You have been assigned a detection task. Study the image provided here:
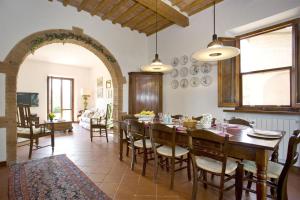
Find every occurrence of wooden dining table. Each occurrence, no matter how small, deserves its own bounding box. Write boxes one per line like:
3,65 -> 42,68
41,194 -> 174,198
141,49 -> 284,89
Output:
118,120 -> 284,200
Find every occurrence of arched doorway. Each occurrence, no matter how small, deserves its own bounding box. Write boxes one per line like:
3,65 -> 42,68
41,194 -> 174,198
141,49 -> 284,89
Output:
2,28 -> 123,162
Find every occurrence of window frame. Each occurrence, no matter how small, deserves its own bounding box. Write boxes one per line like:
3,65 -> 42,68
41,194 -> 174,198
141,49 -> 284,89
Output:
235,19 -> 300,111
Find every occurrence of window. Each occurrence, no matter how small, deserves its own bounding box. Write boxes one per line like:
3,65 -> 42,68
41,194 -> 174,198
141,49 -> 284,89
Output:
218,19 -> 300,111
240,27 -> 292,106
47,76 -> 74,121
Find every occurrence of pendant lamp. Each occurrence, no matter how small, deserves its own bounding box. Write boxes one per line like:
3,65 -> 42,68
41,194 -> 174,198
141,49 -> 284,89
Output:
141,0 -> 173,73
192,1 -> 240,62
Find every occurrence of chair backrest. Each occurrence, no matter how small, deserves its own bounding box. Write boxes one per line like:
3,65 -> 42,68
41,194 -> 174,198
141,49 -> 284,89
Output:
121,114 -> 138,121
187,129 -> 229,163
128,120 -> 146,141
171,114 -> 183,119
227,117 -> 253,128
277,130 -> 300,200
192,116 -> 203,121
16,104 -> 32,128
150,124 -> 176,147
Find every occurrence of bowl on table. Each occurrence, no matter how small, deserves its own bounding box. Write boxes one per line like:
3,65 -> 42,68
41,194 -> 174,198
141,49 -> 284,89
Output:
134,114 -> 155,121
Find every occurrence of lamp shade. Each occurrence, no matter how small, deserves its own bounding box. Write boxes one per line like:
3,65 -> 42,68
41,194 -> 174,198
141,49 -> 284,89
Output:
141,53 -> 173,73
192,45 -> 240,62
80,88 -> 91,96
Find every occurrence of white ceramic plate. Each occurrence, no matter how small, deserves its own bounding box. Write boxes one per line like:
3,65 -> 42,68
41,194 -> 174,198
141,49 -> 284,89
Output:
190,77 -> 200,87
180,55 -> 188,65
171,80 -> 179,89
254,129 -> 282,136
171,68 -> 179,78
247,132 -> 282,139
171,57 -> 179,67
200,75 -> 212,86
180,67 -> 188,77
200,63 -> 212,73
189,64 -> 200,75
190,54 -> 198,63
180,79 -> 189,88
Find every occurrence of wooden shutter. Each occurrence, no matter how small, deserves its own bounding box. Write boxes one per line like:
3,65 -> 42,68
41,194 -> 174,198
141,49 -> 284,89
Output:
292,21 -> 300,107
217,37 -> 240,107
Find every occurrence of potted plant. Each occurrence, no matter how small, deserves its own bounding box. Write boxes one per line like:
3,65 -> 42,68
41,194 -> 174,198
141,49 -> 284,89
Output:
48,113 -> 55,122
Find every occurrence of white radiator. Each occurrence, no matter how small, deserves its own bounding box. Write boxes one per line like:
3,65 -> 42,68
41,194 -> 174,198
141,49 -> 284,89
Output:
224,113 -> 300,167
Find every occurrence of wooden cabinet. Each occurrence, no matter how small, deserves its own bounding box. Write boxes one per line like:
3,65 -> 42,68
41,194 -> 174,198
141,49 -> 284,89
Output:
128,72 -> 163,114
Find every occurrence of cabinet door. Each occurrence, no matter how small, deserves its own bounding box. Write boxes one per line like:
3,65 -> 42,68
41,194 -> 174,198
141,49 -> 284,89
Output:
129,73 -> 162,114
218,37 -> 240,107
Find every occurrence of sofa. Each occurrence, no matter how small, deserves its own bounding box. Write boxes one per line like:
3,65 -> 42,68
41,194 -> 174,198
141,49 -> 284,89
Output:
79,108 -> 104,130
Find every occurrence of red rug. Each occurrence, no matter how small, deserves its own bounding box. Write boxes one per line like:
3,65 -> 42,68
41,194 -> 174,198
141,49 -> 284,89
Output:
9,154 -> 111,200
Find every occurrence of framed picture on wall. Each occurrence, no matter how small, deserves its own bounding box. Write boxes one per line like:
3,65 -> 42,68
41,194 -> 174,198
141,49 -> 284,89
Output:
106,80 -> 112,88
97,77 -> 103,98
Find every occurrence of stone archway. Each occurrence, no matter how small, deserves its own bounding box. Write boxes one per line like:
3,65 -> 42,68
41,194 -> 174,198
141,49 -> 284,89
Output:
2,28 -> 123,162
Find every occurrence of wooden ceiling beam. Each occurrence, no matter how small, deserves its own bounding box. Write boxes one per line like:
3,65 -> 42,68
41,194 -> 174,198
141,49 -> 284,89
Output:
63,0 -> 71,6
134,14 -> 158,31
188,0 -> 223,16
140,18 -> 168,33
77,0 -> 90,12
121,9 -> 152,28
181,0 -> 205,12
146,20 -> 173,36
112,3 -> 141,24
135,0 -> 189,27
91,0 -> 110,16
171,0 -> 183,6
102,0 -> 128,20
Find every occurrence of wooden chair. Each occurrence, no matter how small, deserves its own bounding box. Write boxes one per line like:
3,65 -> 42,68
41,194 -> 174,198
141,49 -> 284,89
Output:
227,117 -> 253,127
149,124 -> 191,189
128,120 -> 154,176
120,114 -> 138,157
90,104 -> 113,143
242,130 -> 300,200
171,114 -> 183,119
16,104 -> 53,158
187,129 -> 237,200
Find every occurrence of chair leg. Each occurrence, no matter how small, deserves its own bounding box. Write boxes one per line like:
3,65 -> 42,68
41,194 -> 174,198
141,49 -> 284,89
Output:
170,157 -> 175,190
105,127 -> 108,143
142,148 -> 147,176
90,128 -> 93,142
219,175 -> 225,200
191,160 -> 198,200
246,172 -> 253,193
126,143 -> 129,157
35,138 -> 39,147
203,171 -> 207,189
166,158 -> 169,172
270,178 -> 277,198
154,151 -> 159,183
187,153 -> 191,181
29,138 -> 33,159
131,146 -> 136,171
180,155 -> 183,167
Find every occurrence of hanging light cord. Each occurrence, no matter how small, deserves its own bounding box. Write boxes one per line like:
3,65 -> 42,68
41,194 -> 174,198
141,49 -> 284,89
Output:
213,1 -> 215,35
155,0 -> 158,55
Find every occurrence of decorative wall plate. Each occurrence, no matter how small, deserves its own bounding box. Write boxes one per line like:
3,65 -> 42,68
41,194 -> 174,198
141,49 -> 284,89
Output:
190,77 -> 200,87
180,79 -> 189,88
180,55 -> 188,65
200,75 -> 212,86
189,64 -> 200,75
171,68 -> 179,78
171,57 -> 179,67
180,67 -> 188,77
171,80 -> 179,89
200,63 -> 212,73
190,54 -> 198,63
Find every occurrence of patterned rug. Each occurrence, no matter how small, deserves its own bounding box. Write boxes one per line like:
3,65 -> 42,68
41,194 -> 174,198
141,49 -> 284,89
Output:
9,154 -> 111,200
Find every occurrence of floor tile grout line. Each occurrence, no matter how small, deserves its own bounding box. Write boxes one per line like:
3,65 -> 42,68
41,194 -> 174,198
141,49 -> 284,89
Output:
112,168 -> 127,200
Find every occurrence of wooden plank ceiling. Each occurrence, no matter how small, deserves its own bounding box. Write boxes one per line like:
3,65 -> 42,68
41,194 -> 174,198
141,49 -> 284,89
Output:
50,0 -> 222,36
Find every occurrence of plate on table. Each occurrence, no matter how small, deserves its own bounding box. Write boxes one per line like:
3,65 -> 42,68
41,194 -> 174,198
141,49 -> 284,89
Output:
247,132 -> 282,139
254,129 -> 282,136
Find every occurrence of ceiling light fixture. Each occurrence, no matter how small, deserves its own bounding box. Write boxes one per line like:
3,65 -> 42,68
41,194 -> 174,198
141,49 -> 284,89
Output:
141,0 -> 173,73
192,1 -> 240,62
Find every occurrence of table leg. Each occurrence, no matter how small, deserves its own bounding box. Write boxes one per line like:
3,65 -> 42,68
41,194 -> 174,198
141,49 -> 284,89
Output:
235,162 -> 243,200
51,124 -> 55,153
119,127 -> 123,161
256,149 -> 268,200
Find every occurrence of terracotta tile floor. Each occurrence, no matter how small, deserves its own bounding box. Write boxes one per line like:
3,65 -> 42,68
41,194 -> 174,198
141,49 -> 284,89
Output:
1,124 -> 300,200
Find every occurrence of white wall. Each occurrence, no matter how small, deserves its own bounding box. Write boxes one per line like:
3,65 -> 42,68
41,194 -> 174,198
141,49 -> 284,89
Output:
147,0 -> 300,120
0,73 -> 5,117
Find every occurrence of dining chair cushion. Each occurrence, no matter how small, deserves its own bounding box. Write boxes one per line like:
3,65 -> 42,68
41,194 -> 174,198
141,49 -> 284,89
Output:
156,145 -> 189,157
195,156 -> 237,174
242,160 -> 283,179
134,139 -> 152,149
17,127 -> 51,134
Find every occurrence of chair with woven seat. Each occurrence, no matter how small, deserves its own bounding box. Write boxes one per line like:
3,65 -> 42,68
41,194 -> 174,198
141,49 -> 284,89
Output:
90,103 -> 113,143
120,114 -> 138,158
149,124 -> 191,189
242,130 -> 300,200
187,129 -> 238,200
128,120 -> 154,176
17,104 -> 53,158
